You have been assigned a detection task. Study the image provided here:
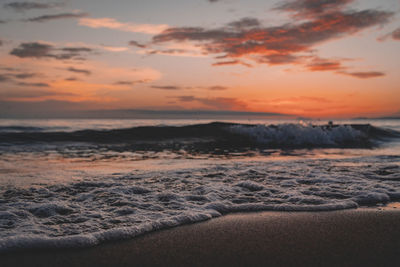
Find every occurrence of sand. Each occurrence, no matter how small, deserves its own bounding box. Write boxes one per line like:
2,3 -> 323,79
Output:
2,208 -> 400,267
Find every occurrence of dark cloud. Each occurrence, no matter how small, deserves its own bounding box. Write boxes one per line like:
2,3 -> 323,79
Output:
154,11 -> 392,59
197,97 -> 246,110
67,67 -> 91,75
151,85 -> 182,90
175,96 -> 196,102
173,95 -> 246,110
10,42 -> 52,58
115,81 -> 135,85
212,60 -> 250,67
0,70 -> 40,83
3,2 -> 63,11
208,0 -> 220,3
0,20 -> 5,24
151,2 -> 392,77
0,74 -> 10,82
145,48 -> 199,56
305,57 -> 386,78
65,77 -> 78,81
306,58 -> 343,71
10,42 -> 92,60
26,12 -> 88,22
0,90 -> 61,99
340,71 -> 385,79
114,80 -> 149,86
129,40 -> 147,48
207,86 -> 228,91
275,0 -> 354,18
0,40 -> 3,46
18,82 -> 50,87
61,47 -> 92,53
227,18 -> 261,29
256,54 -> 300,65
14,72 -> 37,79
391,28 -> 400,40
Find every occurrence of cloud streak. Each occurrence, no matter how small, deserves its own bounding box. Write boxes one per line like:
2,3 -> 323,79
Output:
67,67 -> 91,76
151,85 -> 182,90
3,1 -> 63,11
27,13 -> 88,22
17,82 -> 50,87
340,71 -> 385,79
79,17 -> 169,34
173,95 -> 247,110
10,42 -> 93,60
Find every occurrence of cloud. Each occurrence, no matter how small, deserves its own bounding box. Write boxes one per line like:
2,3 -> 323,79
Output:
151,85 -> 228,91
211,59 -> 253,67
79,17 -> 169,34
10,42 -> 93,60
154,11 -> 391,59
67,67 -> 91,75
17,82 -> 50,87
267,96 -> 332,105
26,13 -> 88,22
114,80 -> 149,86
129,40 -> 147,48
10,42 -> 52,58
151,85 -> 182,90
306,58 -> 343,71
150,2 -> 392,77
392,28 -> 400,40
305,57 -> 386,78
99,45 -> 128,52
378,27 -> 400,41
14,72 -> 38,79
175,96 -> 196,102
173,95 -> 246,110
208,0 -> 220,3
0,20 -> 6,24
207,86 -> 228,91
0,74 -> 10,82
339,71 -> 385,79
275,0 -> 354,18
61,47 -> 93,53
227,18 -> 261,29
3,2 -> 63,11
0,69 -> 40,83
0,90 -> 68,99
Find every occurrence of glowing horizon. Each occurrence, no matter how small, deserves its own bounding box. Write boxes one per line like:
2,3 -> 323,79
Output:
0,0 -> 399,119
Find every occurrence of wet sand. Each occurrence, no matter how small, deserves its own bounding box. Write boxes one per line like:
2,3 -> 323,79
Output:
2,208 -> 400,267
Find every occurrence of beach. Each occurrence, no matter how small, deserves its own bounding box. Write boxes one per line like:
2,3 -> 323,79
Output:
2,208 -> 400,267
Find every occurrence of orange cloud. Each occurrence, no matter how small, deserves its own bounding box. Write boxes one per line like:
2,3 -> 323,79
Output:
79,17 -> 169,34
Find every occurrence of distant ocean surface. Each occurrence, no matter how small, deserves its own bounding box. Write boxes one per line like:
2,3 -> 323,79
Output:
1,118 -> 400,251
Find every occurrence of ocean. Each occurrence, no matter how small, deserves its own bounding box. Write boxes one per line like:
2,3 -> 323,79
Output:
1,118 -> 400,251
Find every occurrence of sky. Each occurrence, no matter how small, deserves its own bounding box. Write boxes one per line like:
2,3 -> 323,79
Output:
0,0 -> 399,119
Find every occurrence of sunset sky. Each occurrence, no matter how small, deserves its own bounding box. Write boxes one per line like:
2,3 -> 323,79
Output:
0,0 -> 399,118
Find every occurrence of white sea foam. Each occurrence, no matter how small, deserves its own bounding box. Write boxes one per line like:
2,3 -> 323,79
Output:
230,124 -> 366,147
1,155 -> 400,252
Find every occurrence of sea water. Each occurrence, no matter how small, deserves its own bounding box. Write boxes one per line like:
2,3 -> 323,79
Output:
1,119 -> 399,251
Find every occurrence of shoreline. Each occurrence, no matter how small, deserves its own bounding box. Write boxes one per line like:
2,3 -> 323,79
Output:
2,208 -> 400,266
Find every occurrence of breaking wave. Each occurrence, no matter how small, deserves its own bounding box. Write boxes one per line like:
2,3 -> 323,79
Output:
0,122 -> 398,151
